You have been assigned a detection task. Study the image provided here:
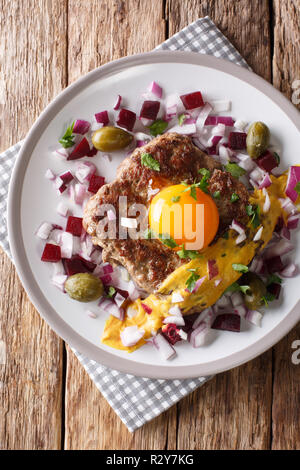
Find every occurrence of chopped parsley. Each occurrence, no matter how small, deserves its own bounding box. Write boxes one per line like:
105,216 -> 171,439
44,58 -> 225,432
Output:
158,233 -> 178,248
266,274 -> 282,286
149,119 -> 168,137
261,292 -> 276,307
232,263 -> 249,273
177,244 -> 202,260
178,114 -> 187,126
246,204 -> 261,228
186,271 -> 200,292
231,192 -> 239,203
222,231 -> 229,239
225,162 -> 246,178
141,153 -> 160,171
294,181 -> 300,195
59,121 -> 75,148
171,195 -> 181,203
107,286 -> 116,298
213,191 -> 221,199
225,282 -> 250,295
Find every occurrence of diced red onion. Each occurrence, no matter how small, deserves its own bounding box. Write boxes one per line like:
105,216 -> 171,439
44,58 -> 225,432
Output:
280,262 -> 298,278
280,226 -> 291,240
51,274 -> 67,291
192,308 -> 210,329
86,310 -> 98,319
171,292 -> 184,303
56,202 -> 69,217
285,166 -> 300,202
236,233 -> 247,244
73,119 -> 90,135
120,326 -> 144,347
215,295 -> 232,311
195,103 -> 213,131
259,173 -> 272,189
234,304 -> 248,318
236,153 -> 256,172
163,316 -> 185,326
52,260 -> 65,275
126,305 -> 138,318
211,123 -> 226,136
167,123 -> 196,135
141,303 -> 152,314
191,275 -> 206,294
246,310 -> 263,327
233,120 -> 247,131
214,279 -> 222,287
91,122 -> 103,131
60,231 -> 73,259
263,239 -> 294,259
45,168 -> 56,180
279,197 -> 297,215
253,226 -> 263,242
36,222 -> 54,240
74,183 -> 87,205
152,333 -> 176,360
48,228 -> 63,245
53,147 -> 69,159
218,145 -> 231,164
189,323 -> 210,348
230,219 -> 245,236
205,116 -> 235,126
287,214 -> 300,230
113,95 -> 122,110
249,167 -> 266,186
75,161 -> 96,183
207,259 -> 219,280
178,329 -> 188,340
231,291 -> 244,307
262,188 -> 271,213
168,305 -> 182,317
148,81 -> 163,98
114,292 -> 126,308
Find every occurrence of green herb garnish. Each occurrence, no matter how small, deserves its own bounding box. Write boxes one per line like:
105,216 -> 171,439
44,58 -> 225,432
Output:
225,282 -> 250,295
158,233 -> 178,248
231,192 -> 239,203
186,271 -> 200,292
266,274 -> 282,286
225,162 -> 246,178
141,152 -> 160,171
232,263 -> 249,273
178,114 -> 187,126
59,121 -> 75,148
294,181 -> 300,195
261,292 -> 276,307
149,119 -> 168,137
177,244 -> 202,260
171,196 -> 181,203
144,228 -> 156,239
222,231 -> 229,239
273,152 -> 280,165
246,204 -> 261,228
213,191 -> 221,199
107,286 -> 116,298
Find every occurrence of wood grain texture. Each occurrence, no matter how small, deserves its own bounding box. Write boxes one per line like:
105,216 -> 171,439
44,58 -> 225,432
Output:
271,0 -> 300,450
0,0 -> 67,449
166,0 -> 272,79
64,0 -> 168,450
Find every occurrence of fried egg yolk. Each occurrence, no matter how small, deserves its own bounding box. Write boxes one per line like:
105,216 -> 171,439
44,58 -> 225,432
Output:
148,184 -> 219,250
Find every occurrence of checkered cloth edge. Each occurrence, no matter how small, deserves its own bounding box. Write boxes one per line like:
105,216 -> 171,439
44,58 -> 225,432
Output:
0,17 -> 249,432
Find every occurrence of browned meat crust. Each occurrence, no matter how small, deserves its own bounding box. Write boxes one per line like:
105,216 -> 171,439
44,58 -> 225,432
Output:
83,133 -> 249,293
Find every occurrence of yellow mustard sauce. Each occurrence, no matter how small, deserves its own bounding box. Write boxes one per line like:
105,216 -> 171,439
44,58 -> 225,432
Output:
101,174 -> 292,352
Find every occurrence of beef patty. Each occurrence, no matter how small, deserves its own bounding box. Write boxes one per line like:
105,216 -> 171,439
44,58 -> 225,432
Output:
83,133 -> 249,293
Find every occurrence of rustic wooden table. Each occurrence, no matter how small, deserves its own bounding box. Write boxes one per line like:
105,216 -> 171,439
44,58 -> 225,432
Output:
0,0 -> 299,450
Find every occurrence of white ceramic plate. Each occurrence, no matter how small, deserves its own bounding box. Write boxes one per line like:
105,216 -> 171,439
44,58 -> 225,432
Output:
8,51 -> 300,379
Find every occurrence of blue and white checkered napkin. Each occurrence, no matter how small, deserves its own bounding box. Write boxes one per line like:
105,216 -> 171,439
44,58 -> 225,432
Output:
0,17 -> 250,432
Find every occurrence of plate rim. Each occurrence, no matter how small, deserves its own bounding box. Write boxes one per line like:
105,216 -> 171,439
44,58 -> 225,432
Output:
7,50 -> 300,379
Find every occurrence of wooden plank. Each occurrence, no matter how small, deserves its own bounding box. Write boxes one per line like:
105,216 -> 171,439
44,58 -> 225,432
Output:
166,0 -> 271,80
0,0 -> 67,449
64,0 -> 169,450
167,0 -> 273,450
271,0 -> 300,450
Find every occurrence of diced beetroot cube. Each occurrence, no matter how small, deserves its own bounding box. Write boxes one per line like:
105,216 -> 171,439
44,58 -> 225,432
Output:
114,287 -> 129,299
268,283 -> 281,299
228,132 -> 247,150
180,91 -> 204,110
212,314 -> 241,332
66,216 -> 83,237
139,101 -> 160,120
88,174 -> 105,194
76,255 -> 96,272
162,323 -> 182,345
63,257 -> 89,276
204,116 -> 217,126
57,183 -> 67,194
59,171 -> 74,184
95,110 -> 109,125
117,108 -> 136,131
67,137 -> 90,160
87,146 -> 98,157
265,256 -> 284,273
100,274 -> 112,285
41,243 -> 61,262
256,150 -> 278,173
